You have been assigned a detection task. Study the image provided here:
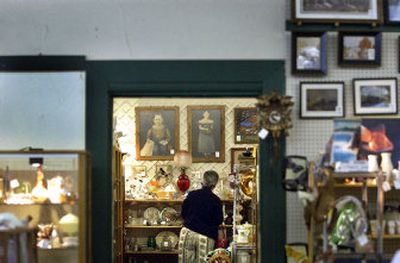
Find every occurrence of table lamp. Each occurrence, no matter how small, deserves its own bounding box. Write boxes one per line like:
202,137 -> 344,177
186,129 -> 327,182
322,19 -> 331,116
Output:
174,150 -> 192,192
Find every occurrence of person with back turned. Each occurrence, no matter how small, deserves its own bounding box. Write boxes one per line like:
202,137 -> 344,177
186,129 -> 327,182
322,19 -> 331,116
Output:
178,170 -> 223,263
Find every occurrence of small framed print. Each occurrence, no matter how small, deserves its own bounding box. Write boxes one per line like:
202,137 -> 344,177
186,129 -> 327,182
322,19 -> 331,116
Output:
230,147 -> 256,172
385,0 -> 400,24
300,82 -> 345,119
132,165 -> 147,178
353,78 -> 398,115
292,32 -> 327,75
187,105 -> 225,163
155,164 -> 173,176
234,107 -> 258,144
338,32 -> 381,66
292,0 -> 381,24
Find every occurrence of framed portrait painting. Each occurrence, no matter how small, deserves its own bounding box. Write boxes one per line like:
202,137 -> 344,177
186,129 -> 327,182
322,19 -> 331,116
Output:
187,105 -> 225,163
353,78 -> 398,115
338,32 -> 381,66
292,32 -> 327,75
385,0 -> 400,24
135,106 -> 179,160
234,107 -> 258,144
300,82 -> 344,119
292,0 -> 381,24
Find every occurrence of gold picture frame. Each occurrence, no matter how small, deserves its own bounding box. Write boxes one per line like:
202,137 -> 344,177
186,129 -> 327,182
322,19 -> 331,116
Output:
187,105 -> 225,163
234,107 -> 258,144
135,106 -> 180,160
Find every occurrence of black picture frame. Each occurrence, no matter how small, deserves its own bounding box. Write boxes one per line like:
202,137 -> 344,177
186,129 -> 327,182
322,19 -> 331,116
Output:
291,32 -> 327,75
353,78 -> 398,115
292,0 -> 381,24
338,32 -> 382,66
385,0 -> 400,24
300,81 -> 345,119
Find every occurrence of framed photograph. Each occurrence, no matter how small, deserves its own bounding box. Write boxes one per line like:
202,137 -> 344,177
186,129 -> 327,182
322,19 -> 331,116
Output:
230,147 -> 256,172
155,164 -> 173,176
353,78 -> 398,115
135,106 -> 179,160
300,82 -> 345,119
234,107 -> 258,144
187,105 -> 225,163
385,0 -> 400,24
292,0 -> 381,23
338,32 -> 381,66
131,165 -> 147,178
292,32 -> 327,75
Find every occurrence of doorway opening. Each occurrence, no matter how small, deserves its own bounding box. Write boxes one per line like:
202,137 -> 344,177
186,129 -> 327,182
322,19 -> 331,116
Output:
112,97 -> 259,263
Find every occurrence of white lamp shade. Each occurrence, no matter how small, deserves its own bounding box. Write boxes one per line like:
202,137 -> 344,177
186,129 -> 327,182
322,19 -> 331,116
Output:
174,150 -> 192,168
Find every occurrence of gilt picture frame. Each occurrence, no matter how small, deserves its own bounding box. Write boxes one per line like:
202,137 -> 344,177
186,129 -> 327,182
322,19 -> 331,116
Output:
187,105 -> 225,163
234,107 -> 258,144
135,106 -> 180,160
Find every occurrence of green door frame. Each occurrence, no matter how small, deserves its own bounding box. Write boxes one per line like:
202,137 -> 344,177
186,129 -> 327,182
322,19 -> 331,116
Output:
86,60 -> 287,263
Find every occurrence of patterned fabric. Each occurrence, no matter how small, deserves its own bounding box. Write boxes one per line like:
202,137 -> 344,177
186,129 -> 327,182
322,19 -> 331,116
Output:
178,227 -> 215,263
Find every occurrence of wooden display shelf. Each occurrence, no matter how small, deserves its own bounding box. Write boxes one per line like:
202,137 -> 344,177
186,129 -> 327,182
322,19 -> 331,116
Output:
332,172 -> 378,179
0,202 -> 77,206
286,21 -> 400,32
125,224 -> 233,229
370,234 -> 400,240
125,250 -> 178,255
125,198 -> 234,204
125,225 -> 182,229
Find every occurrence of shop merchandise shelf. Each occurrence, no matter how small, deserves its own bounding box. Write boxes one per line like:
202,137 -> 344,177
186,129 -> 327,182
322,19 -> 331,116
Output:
125,249 -> 179,255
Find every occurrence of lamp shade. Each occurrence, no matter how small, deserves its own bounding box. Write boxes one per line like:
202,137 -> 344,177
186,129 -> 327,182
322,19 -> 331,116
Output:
174,150 -> 192,168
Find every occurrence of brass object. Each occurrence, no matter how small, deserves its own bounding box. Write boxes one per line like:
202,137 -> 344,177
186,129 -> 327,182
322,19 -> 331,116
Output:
239,169 -> 255,197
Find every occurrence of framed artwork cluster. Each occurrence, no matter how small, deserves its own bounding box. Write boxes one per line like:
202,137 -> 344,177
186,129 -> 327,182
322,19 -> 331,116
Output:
300,78 -> 398,119
292,31 -> 382,74
135,106 -> 258,162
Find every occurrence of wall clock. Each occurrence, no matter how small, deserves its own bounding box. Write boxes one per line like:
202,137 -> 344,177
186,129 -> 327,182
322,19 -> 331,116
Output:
257,91 -> 294,149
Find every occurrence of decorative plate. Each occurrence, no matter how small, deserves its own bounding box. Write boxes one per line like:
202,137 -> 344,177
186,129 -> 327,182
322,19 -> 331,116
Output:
155,231 -> 178,249
143,207 -> 160,223
160,207 -> 179,225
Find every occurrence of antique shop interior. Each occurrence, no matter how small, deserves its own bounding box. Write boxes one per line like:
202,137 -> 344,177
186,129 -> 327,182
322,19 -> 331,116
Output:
1,1 -> 400,263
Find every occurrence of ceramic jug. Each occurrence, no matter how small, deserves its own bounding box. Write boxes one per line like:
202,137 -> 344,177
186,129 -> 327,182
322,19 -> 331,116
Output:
381,152 -> 393,176
368,154 -> 379,172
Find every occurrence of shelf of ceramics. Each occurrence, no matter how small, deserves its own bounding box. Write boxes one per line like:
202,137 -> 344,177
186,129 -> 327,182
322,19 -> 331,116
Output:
125,250 -> 179,255
0,202 -> 78,206
125,199 -> 234,204
125,224 -> 233,229
125,225 -> 182,229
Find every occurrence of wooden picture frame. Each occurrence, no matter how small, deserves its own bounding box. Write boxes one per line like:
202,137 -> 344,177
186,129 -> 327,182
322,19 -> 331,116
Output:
230,147 -> 256,172
292,32 -> 327,75
187,105 -> 225,163
234,107 -> 258,144
385,0 -> 400,24
292,0 -> 381,24
135,106 -> 179,160
300,82 -> 345,119
338,32 -> 381,66
353,78 -> 398,115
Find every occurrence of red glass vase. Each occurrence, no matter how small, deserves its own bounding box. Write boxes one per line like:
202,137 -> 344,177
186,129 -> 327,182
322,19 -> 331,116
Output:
177,173 -> 190,192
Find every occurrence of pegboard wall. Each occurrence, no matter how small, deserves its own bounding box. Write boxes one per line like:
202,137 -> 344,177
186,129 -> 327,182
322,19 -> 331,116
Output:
113,97 -> 257,196
285,29 -> 400,244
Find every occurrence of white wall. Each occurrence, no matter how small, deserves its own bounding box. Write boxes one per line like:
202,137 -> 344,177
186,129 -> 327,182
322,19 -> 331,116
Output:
0,0 -> 285,59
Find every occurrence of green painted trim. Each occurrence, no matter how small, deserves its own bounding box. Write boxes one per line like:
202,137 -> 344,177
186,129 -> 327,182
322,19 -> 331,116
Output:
86,60 -> 286,263
286,20 -> 400,32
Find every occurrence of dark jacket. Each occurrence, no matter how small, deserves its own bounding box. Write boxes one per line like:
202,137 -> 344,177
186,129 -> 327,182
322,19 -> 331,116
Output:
181,187 -> 223,241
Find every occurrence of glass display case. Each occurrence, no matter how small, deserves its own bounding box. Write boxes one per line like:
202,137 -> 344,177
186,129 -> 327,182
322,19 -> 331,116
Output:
0,150 -> 90,263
